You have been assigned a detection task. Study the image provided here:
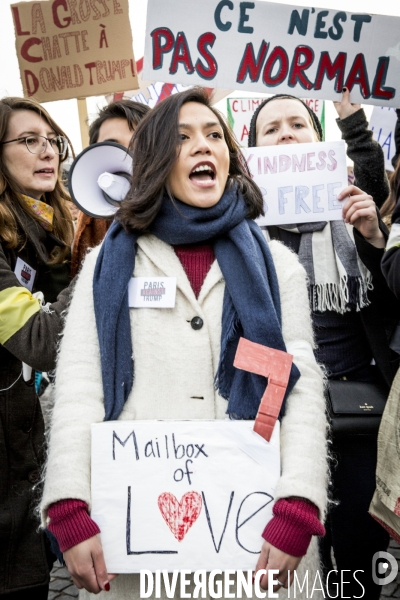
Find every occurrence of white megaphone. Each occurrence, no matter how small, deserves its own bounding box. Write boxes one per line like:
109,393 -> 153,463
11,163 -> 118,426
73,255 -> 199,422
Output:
68,141 -> 133,218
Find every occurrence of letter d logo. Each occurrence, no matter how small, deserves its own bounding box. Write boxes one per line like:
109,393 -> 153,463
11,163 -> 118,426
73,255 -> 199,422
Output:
372,551 -> 398,585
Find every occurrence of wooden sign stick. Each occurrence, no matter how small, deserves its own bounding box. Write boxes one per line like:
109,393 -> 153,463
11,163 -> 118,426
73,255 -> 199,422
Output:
233,337 -> 293,442
77,97 -> 89,149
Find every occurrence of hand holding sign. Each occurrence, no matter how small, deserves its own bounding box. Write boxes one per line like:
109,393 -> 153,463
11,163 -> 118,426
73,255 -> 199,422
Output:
255,542 -> 302,592
339,185 -> 385,248
333,87 -> 361,120
64,534 -> 117,594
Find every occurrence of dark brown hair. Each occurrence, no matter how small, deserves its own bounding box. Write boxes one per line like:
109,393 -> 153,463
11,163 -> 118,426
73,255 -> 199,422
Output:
118,87 -> 263,232
0,97 -> 74,262
89,99 -> 151,145
380,162 -> 400,228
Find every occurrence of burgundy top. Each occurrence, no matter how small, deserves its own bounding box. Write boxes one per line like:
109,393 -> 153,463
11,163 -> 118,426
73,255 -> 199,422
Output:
47,243 -> 325,555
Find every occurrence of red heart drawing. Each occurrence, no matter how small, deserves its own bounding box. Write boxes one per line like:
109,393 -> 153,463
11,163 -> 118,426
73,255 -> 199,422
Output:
158,492 -> 202,541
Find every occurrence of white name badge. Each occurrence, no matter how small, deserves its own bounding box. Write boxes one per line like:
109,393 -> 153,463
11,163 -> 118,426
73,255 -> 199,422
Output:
128,277 -> 176,308
14,257 -> 36,292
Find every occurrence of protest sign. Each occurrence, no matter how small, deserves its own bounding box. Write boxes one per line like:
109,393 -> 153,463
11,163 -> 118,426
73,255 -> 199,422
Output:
110,57 -> 231,107
227,96 -> 325,146
369,106 -> 398,171
91,420 -> 280,572
11,0 -> 138,103
242,140 -> 348,226
144,0 -> 400,107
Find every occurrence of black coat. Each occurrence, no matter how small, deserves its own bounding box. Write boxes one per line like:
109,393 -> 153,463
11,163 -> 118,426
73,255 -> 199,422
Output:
267,223 -> 399,391
0,206 -> 72,594
336,108 -> 389,209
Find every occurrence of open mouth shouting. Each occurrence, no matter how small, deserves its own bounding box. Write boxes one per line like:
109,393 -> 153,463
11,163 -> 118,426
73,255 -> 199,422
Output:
189,161 -> 216,187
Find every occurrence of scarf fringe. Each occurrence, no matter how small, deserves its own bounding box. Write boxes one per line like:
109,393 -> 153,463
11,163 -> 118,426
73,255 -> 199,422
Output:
310,273 -> 372,314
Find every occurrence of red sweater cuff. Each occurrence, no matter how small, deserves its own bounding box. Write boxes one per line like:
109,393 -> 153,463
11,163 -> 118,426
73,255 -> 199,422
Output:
48,499 -> 100,553
262,498 -> 325,557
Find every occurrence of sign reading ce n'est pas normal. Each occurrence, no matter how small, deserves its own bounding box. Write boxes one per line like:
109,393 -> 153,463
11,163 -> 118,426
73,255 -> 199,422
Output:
144,0 -> 400,106
91,420 -> 280,572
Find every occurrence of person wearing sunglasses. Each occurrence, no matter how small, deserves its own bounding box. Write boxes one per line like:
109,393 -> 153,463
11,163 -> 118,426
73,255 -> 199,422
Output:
0,97 -> 74,599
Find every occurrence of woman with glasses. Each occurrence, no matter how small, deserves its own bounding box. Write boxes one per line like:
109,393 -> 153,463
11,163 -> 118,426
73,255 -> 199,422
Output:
0,97 -> 74,599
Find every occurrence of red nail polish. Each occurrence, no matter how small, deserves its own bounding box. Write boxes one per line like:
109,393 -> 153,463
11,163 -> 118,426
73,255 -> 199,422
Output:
252,576 -> 255,585
104,582 -> 110,592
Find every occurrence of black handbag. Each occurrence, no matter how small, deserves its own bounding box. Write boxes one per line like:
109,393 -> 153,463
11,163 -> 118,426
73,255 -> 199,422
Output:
326,380 -> 388,436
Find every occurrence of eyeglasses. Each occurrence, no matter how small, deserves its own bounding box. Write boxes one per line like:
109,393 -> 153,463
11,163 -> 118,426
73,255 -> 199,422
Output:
0,134 -> 68,155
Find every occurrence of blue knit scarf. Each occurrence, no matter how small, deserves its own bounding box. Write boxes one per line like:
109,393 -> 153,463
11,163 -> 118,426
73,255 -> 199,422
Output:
93,183 -> 300,421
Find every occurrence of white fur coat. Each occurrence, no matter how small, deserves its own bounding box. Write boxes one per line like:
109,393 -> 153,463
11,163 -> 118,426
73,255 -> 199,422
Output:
42,234 -> 328,600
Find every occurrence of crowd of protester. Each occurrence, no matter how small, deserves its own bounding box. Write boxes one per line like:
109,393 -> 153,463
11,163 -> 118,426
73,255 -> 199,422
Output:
0,87 -> 399,600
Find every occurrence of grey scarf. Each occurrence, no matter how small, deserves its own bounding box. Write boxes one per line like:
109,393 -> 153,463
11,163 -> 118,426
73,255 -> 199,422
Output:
279,220 -> 372,313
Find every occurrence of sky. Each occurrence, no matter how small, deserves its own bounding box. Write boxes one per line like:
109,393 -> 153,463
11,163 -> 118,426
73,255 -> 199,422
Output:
0,0 -> 399,154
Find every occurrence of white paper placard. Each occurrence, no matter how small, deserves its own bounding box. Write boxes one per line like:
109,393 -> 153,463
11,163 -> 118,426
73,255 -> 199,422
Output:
144,0 -> 400,106
14,257 -> 36,291
242,141 -> 348,226
369,106 -> 398,172
128,277 -> 176,308
91,420 -> 280,572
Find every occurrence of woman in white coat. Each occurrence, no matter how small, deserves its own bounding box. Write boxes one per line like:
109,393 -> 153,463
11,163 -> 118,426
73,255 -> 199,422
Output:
41,88 -> 328,599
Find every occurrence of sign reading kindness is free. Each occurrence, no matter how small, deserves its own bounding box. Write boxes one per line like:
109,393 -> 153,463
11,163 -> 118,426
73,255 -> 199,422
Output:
91,420 -> 280,572
242,141 -> 348,227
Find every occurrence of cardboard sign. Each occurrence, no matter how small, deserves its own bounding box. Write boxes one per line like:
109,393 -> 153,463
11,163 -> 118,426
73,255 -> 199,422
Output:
227,97 -> 325,146
110,57 -> 231,108
369,106 -> 398,172
144,0 -> 400,107
242,141 -> 348,226
91,420 -> 280,572
11,0 -> 138,103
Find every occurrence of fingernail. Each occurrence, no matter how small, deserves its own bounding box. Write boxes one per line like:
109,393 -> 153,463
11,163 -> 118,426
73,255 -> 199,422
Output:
252,574 -> 255,585
104,582 -> 110,592
342,87 -> 347,92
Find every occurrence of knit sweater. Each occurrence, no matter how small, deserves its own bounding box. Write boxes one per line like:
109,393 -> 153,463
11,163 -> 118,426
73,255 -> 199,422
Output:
47,244 -> 324,558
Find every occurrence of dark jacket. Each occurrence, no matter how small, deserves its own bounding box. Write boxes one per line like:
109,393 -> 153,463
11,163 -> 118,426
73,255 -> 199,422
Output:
382,197 -> 400,300
0,206 -> 72,594
392,108 -> 400,169
336,108 -> 389,209
268,223 -> 399,390
267,113 -> 398,388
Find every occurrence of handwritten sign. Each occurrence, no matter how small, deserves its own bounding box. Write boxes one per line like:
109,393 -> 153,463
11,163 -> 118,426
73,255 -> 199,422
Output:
227,97 -> 325,146
91,420 -> 280,572
110,57 -> 231,108
242,141 -> 348,226
369,106 -> 398,172
144,0 -> 400,107
11,0 -> 138,103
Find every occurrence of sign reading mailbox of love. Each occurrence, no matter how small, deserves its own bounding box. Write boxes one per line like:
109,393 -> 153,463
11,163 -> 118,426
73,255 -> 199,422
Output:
91,420 -> 280,572
242,141 -> 348,226
144,0 -> 400,107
